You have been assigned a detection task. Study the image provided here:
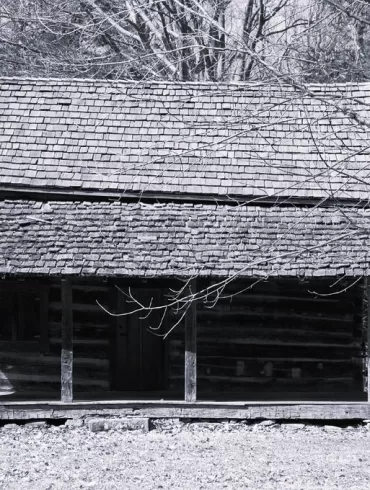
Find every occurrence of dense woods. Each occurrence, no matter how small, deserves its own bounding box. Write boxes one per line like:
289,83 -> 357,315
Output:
1,0 -> 370,82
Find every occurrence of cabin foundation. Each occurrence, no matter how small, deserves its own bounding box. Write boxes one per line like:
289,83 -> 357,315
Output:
1,401 -> 370,422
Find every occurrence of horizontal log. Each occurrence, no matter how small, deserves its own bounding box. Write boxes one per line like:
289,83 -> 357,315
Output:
0,378 -> 55,390
51,284 -> 110,293
0,281 -> 48,293
198,309 -> 354,323
196,325 -> 353,343
170,374 -> 355,384
0,352 -> 109,370
175,363 -> 356,379
0,341 -> 40,353
197,313 -> 355,329
171,337 -> 359,349
50,338 -> 110,347
197,318 -> 356,335
1,364 -> 109,382
1,401 -> 370,420
0,373 -> 109,388
219,292 -> 342,304
195,357 -> 357,367
49,321 -> 111,331
49,302 -> 107,313
205,305 -> 352,320
51,346 -> 110,360
217,280 -> 360,298
199,344 -> 358,360
170,345 -> 359,362
0,363 -> 59,377
168,351 -> 358,364
49,326 -> 111,342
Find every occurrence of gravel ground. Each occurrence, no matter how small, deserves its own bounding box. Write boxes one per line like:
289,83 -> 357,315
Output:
1,420 -> 370,489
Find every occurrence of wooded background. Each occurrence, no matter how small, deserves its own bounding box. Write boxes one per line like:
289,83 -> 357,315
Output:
1,0 -> 369,83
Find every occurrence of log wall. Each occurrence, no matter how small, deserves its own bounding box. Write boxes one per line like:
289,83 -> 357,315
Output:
47,282 -> 112,394
168,279 -> 365,401
166,310 -> 185,396
0,281 -> 113,398
0,284 -> 56,398
0,277 -> 366,402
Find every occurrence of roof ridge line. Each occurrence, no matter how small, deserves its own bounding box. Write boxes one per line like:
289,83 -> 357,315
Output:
0,77 -> 368,89
0,77 -> 278,86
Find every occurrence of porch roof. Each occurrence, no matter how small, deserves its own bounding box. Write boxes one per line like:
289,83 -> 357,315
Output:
1,199 -> 368,278
1,78 -> 370,202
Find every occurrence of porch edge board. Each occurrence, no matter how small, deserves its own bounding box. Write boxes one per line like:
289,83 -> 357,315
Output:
0,402 -> 370,420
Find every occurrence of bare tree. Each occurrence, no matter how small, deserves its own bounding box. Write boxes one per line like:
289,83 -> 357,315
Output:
0,0 -> 309,80
287,0 -> 370,82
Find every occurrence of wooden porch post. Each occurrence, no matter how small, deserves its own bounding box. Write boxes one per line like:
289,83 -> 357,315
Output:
61,279 -> 73,403
185,280 -> 197,402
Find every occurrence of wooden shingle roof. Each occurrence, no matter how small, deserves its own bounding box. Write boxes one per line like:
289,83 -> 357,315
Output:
1,200 -> 368,278
1,78 -> 370,202
2,78 -> 370,278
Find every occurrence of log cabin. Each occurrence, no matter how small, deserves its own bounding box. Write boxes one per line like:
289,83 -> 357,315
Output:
1,78 -> 370,421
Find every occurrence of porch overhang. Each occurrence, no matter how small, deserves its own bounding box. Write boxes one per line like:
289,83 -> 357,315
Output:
1,199 -> 370,278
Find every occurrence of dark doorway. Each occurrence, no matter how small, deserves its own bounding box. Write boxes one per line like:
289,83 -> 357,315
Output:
113,288 -> 165,391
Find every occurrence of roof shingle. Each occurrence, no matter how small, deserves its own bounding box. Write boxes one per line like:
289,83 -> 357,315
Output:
1,199 -> 369,277
1,78 -> 370,201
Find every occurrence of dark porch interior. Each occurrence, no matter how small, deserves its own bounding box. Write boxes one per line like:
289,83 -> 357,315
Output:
0,277 -> 366,403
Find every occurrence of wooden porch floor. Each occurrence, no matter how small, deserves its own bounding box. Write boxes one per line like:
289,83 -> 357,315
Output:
1,398 -> 370,421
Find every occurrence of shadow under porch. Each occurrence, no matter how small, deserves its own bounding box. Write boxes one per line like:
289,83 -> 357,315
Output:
0,276 -> 367,407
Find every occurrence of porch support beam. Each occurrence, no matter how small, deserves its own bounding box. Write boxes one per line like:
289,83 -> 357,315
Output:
185,279 -> 197,402
61,278 -> 73,403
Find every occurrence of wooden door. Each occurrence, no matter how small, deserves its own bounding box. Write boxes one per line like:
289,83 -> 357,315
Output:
114,288 -> 165,391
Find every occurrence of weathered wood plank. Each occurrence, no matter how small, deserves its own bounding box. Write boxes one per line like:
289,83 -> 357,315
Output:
0,401 -> 370,420
185,280 -> 197,403
61,279 -> 73,403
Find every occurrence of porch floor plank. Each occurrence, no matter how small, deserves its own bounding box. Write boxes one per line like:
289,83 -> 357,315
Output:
1,395 -> 370,420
